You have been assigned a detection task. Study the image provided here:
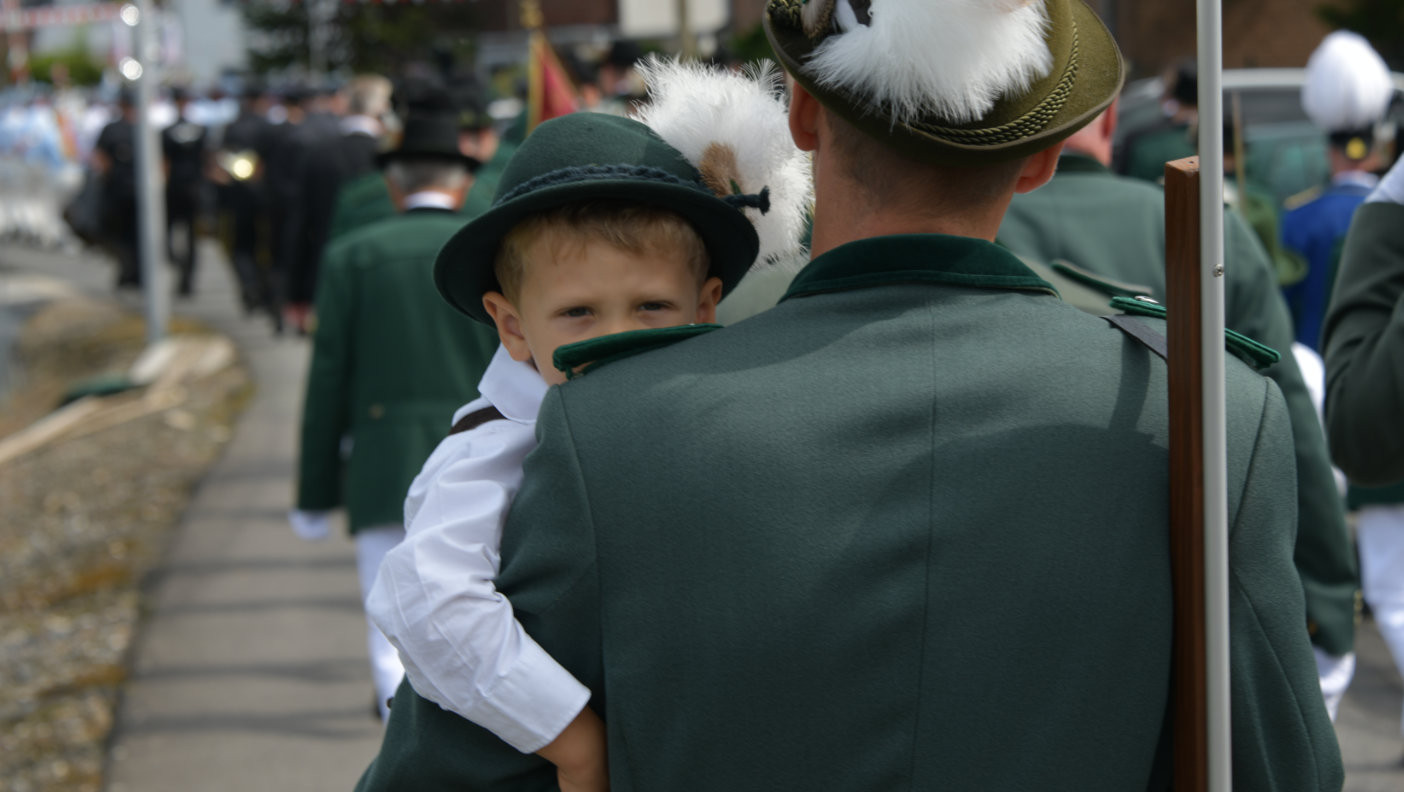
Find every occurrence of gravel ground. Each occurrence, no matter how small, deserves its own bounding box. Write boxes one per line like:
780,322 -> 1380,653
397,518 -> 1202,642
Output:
0,296 -> 250,792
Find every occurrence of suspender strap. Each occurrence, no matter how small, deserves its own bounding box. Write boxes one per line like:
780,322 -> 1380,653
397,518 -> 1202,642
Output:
1105,314 -> 1169,363
450,405 -> 506,435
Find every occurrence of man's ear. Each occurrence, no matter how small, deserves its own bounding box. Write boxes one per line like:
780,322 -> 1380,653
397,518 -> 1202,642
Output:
482,292 -> 532,362
788,80 -> 822,153
695,276 -> 724,324
1013,141 -> 1065,194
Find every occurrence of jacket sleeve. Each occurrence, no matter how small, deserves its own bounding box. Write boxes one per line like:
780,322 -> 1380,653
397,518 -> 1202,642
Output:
295,249 -> 353,511
1228,379 -> 1345,791
1224,211 -> 1357,657
1323,201 -> 1404,485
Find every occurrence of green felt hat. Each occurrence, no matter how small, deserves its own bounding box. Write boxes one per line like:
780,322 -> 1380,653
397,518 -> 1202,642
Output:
435,112 -> 763,325
763,0 -> 1125,165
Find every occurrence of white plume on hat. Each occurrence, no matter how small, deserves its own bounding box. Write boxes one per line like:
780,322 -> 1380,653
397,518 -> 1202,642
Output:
804,0 -> 1054,125
1302,31 -> 1393,133
634,56 -> 813,271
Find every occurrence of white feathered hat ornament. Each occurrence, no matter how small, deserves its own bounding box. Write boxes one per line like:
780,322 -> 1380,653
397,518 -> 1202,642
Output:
1302,31 -> 1393,136
633,56 -> 812,273
761,0 -> 1125,165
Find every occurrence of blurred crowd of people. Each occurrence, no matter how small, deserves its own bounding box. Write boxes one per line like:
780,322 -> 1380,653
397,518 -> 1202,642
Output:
0,35 -> 675,338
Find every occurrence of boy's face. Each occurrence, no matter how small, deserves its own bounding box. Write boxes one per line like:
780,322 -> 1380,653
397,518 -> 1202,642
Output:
483,236 -> 723,386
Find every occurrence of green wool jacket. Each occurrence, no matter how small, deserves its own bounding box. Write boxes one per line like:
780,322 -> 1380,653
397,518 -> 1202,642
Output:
296,208 -> 498,532
1001,154 -> 1358,655
355,234 -> 1341,791
1118,118 -> 1196,184
327,171 -> 397,244
1324,201 -> 1404,495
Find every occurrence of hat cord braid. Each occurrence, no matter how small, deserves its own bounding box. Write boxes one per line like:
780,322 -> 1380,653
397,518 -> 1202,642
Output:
496,164 -> 713,205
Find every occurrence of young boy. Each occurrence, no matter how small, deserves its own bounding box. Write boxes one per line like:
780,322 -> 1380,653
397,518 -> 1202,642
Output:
365,83 -> 806,791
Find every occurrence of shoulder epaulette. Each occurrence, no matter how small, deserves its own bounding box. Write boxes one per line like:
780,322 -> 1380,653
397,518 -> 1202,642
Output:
1106,296 -> 1281,370
1283,184 -> 1324,212
553,324 -> 722,380
1019,257 -> 1153,316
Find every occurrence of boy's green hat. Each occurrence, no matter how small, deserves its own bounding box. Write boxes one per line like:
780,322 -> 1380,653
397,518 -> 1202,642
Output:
763,0 -> 1124,166
435,112 -> 762,325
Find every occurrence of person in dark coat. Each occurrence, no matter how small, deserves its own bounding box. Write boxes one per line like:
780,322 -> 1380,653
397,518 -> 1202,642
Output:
337,74 -> 392,178
269,84 -> 348,334
162,86 -> 209,296
92,89 -> 141,290
212,83 -> 276,314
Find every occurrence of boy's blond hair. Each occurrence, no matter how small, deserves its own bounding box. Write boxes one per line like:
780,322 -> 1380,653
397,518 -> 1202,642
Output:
495,201 -> 710,303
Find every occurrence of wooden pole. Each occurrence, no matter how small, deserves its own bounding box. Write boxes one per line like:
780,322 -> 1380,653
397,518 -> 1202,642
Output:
1165,155 -> 1208,792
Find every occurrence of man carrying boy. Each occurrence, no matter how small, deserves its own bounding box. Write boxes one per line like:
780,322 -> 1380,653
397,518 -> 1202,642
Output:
361,60 -> 807,789
358,1 -> 1341,789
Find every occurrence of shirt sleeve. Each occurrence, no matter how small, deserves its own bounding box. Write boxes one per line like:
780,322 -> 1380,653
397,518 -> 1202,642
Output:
366,420 -> 591,754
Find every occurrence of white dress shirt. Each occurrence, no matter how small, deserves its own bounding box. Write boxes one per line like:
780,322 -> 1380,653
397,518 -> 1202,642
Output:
367,345 -> 590,753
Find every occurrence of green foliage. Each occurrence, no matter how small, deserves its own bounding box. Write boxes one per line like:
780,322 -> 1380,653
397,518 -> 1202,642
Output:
1317,0 -> 1404,70
28,48 -> 104,87
242,1 -> 482,76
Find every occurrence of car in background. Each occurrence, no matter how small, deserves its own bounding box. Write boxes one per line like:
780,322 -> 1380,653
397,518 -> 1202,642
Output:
1113,68 -> 1404,206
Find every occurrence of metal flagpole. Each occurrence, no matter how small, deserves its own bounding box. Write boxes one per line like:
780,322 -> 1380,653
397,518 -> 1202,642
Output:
1195,0 -> 1231,788
124,0 -> 168,344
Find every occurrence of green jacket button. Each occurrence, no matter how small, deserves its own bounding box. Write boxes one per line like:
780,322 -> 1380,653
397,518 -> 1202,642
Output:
369,404 -> 385,420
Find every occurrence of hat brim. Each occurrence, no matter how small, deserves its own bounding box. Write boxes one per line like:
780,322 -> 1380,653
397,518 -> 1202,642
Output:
764,0 -> 1124,166
435,178 -> 760,325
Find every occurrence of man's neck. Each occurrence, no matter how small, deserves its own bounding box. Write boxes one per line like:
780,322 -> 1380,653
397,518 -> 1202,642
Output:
808,182 -> 1010,258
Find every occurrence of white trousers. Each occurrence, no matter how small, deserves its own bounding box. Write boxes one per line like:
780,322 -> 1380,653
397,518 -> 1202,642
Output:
356,524 -> 408,721
1357,504 -> 1404,737
1313,647 -> 1356,722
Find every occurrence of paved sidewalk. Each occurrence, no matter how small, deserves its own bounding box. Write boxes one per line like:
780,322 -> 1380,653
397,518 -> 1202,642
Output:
0,242 -> 384,791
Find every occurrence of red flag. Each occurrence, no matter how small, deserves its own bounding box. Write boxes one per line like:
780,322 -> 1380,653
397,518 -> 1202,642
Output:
527,30 -> 578,134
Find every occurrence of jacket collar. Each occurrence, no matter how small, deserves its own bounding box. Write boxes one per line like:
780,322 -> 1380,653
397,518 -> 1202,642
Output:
1053,151 -> 1111,175
782,233 -> 1057,303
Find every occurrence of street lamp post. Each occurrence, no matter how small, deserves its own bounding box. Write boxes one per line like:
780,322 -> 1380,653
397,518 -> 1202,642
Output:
122,0 -> 168,344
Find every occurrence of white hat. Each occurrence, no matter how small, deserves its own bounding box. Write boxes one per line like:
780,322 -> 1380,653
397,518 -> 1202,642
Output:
1302,31 -> 1393,134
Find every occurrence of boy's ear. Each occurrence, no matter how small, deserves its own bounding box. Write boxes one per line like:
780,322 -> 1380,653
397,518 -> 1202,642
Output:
695,276 -> 724,325
482,292 -> 533,362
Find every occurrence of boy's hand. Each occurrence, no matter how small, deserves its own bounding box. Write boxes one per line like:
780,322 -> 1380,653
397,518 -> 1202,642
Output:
537,706 -> 608,792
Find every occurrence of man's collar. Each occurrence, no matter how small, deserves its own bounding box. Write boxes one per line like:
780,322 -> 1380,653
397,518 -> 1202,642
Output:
403,191 -> 458,212
782,234 -> 1057,303
1054,151 -> 1111,175
341,114 -> 381,137
1332,170 -> 1380,191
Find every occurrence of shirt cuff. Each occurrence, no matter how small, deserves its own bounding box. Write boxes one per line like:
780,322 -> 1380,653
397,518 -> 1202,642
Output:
469,638 -> 593,753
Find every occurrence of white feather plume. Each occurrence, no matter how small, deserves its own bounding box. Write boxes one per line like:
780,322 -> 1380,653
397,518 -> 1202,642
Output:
634,56 -> 813,272
1302,31 -> 1393,132
806,0 -> 1054,125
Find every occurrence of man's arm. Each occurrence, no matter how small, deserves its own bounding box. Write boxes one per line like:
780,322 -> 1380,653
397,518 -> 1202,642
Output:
1323,199 -> 1404,485
295,251 -> 353,511
1223,211 -> 1357,657
1226,378 -> 1344,790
